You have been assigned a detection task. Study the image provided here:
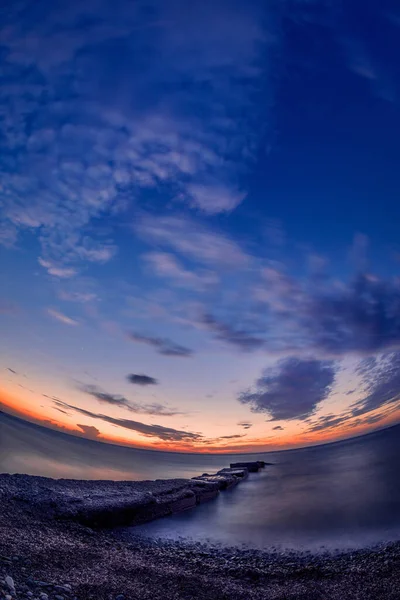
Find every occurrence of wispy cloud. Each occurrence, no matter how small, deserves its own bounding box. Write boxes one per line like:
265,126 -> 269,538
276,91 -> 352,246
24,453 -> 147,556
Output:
200,313 -> 265,352
351,352 -> 400,417
53,399 -> 202,442
128,332 -> 193,358
144,252 -> 218,291
80,384 -> 182,416
38,259 -> 77,279
0,0 -> 268,274
237,421 -> 253,429
135,214 -> 251,269
47,308 -> 78,326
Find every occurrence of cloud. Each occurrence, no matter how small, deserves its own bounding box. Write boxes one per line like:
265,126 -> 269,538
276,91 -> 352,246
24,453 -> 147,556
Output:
351,352 -> 400,417
306,414 -> 350,433
218,434 -> 246,439
348,233 -> 369,271
6,368 -> 17,374
200,313 -> 265,352
80,384 -> 182,416
239,357 -> 336,420
144,252 -> 218,291
249,270 -> 400,358
38,258 -> 77,278
128,332 -> 193,357
47,308 -> 78,326
186,183 -> 246,214
52,399 -> 202,442
76,424 -> 101,439
53,407 -> 70,416
127,374 -> 158,386
0,0 -> 267,275
272,425 -> 283,430
237,421 -> 253,429
135,214 -> 251,269
301,275 -> 400,356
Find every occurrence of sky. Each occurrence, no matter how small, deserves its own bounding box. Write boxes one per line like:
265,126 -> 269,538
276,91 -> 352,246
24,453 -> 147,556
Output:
1,0 -> 400,454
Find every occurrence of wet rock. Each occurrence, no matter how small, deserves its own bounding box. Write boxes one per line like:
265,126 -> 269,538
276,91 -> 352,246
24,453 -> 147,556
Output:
230,462 -> 261,472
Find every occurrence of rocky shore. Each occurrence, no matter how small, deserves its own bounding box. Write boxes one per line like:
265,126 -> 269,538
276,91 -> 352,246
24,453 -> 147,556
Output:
1,470 -> 399,600
0,464 -> 255,529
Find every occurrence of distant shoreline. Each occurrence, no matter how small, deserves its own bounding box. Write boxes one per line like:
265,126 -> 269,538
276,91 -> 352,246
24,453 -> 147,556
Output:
1,408 -> 399,457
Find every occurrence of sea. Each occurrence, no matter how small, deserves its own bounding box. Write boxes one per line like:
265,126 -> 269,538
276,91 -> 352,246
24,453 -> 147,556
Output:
1,411 -> 399,550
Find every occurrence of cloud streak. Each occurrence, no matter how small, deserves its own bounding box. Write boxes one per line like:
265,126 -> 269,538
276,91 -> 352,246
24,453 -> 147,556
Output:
52,399 -> 202,442
80,384 -> 183,416
127,332 -> 193,357
47,308 -> 78,326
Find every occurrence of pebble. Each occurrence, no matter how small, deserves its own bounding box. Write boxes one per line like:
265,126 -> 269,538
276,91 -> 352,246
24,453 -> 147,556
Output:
54,595 -> 64,600
39,594 -> 48,600
115,595 -> 125,600
5,595 -> 13,600
27,592 -> 33,597
5,576 -> 15,592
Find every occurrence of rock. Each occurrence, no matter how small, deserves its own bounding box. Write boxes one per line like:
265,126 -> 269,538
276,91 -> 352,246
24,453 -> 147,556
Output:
230,462 -> 261,472
115,595 -> 125,600
54,595 -> 64,600
5,595 -> 13,600
217,468 -> 248,480
27,592 -> 34,597
55,585 -> 71,594
5,576 -> 15,592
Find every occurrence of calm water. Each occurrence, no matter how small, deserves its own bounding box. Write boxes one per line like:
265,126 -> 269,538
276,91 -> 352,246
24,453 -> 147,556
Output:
1,412 -> 400,550
129,425 -> 400,550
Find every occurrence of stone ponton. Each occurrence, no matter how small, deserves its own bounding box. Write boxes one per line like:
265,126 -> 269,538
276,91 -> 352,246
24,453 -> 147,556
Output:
229,461 -> 267,472
0,462 -> 266,529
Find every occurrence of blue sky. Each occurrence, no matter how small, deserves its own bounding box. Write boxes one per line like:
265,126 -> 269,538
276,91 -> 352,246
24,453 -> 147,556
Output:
1,0 -> 400,452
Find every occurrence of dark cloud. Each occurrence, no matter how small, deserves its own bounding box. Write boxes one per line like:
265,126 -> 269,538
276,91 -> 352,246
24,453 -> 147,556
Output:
298,274 -> 400,356
219,434 -> 246,439
53,407 -> 70,415
272,425 -> 284,430
128,332 -> 193,357
351,352 -> 400,417
79,385 -> 132,410
52,400 -> 202,442
345,389 -> 356,396
6,368 -> 17,374
200,313 -> 265,352
237,421 -> 253,429
127,374 -> 158,386
247,272 -> 400,358
239,357 -> 336,420
76,424 -> 101,439
80,384 -> 182,416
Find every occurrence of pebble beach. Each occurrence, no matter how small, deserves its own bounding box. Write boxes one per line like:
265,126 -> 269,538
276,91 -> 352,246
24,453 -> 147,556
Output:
1,473 -> 400,600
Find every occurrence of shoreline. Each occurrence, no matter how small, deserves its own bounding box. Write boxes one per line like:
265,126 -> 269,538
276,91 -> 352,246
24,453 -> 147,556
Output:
1,472 -> 400,600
